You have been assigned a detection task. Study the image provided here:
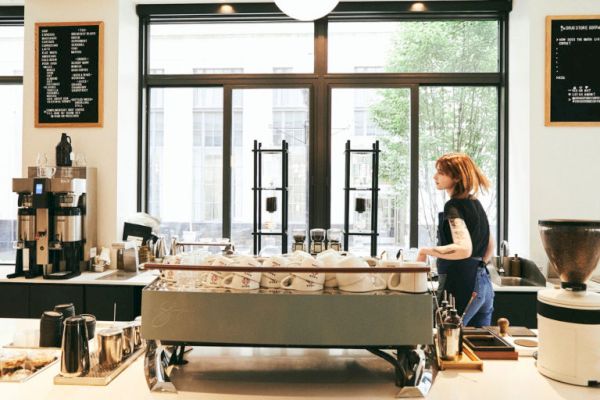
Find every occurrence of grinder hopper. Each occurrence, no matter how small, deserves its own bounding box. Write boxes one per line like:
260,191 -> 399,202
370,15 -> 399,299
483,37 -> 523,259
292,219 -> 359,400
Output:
538,219 -> 600,290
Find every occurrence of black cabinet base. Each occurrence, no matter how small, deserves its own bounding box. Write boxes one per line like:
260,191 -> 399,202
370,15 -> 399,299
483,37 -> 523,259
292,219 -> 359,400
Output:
0,283 -> 142,321
492,291 -> 538,328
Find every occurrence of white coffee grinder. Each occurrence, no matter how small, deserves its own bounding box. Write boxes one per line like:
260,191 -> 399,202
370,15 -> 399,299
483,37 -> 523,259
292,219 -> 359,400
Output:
537,219 -> 600,387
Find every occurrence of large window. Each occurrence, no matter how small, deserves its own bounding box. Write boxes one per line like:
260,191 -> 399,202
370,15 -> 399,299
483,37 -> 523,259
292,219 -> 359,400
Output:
0,24 -> 23,263
139,4 -> 507,256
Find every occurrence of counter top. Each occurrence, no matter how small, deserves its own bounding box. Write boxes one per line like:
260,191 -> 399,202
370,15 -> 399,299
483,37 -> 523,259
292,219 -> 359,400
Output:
0,265 -> 159,286
491,279 -> 600,292
0,318 -> 597,400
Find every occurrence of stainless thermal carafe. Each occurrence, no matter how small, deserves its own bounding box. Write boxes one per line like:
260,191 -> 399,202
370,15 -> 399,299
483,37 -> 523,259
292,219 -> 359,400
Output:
60,316 -> 90,377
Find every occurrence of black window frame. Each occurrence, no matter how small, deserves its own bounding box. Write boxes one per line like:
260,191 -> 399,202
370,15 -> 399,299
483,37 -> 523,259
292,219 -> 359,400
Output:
0,6 -> 24,265
136,1 -> 511,250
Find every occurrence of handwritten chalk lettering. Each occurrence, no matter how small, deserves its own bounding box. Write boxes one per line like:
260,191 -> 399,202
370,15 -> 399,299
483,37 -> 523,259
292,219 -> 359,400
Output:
549,18 -> 600,123
37,24 -> 101,125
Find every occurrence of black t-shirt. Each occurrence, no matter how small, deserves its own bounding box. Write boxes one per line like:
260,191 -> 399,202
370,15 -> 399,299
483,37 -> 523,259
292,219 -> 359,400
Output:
436,198 -> 491,315
437,198 -> 490,274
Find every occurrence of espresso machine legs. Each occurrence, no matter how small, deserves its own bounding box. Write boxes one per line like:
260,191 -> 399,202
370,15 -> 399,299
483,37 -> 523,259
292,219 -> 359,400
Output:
366,345 -> 434,398
144,340 -> 177,393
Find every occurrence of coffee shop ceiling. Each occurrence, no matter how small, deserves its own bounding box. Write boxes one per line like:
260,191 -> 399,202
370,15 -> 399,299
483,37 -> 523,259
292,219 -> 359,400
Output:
0,0 -> 511,5
133,0 -> 508,3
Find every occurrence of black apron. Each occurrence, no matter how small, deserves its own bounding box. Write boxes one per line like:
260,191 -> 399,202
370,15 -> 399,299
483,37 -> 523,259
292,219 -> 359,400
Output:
436,212 -> 482,315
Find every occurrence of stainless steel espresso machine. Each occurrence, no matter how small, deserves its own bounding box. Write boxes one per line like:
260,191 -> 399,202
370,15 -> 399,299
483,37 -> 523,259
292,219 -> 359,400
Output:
11,167 -> 96,280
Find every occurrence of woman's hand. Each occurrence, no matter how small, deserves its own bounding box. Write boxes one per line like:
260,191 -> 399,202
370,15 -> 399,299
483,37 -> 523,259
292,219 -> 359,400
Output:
416,248 -> 431,262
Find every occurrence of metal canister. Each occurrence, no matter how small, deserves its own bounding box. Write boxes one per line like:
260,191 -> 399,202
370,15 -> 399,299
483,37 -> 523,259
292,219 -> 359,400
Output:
18,208 -> 36,241
97,327 -> 123,369
120,323 -> 136,356
54,208 -> 82,243
439,323 -> 461,361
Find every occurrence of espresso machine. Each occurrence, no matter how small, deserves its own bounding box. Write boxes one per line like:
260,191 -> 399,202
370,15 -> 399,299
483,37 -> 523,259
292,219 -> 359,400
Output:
537,219 -> 600,386
11,167 -> 96,280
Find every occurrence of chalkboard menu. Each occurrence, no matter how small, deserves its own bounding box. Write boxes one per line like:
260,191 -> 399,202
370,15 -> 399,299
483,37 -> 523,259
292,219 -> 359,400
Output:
35,22 -> 104,127
546,16 -> 600,126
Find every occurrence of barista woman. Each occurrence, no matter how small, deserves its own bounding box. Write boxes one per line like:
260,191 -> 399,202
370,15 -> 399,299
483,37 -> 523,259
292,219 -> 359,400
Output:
417,153 -> 495,327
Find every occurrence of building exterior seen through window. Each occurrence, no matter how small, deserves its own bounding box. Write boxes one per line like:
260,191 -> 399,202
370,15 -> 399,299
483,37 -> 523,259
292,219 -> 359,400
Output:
145,19 -> 501,256
0,26 -> 23,263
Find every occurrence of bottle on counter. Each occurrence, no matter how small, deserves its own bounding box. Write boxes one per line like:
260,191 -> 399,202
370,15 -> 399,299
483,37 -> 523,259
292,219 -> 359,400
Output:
56,133 -> 73,167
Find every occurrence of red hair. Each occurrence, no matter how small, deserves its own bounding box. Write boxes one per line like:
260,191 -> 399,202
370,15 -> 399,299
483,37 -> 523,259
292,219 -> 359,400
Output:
436,153 -> 490,199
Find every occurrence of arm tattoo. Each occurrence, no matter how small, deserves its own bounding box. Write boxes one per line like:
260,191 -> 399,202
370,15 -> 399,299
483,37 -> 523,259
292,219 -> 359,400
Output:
448,218 -> 470,246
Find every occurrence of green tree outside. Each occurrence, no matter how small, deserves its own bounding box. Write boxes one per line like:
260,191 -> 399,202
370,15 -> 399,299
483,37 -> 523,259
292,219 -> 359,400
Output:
371,20 -> 499,246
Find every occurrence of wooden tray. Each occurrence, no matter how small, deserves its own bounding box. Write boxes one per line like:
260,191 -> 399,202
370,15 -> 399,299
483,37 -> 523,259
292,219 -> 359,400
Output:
53,346 -> 144,386
435,336 -> 483,371
463,334 -> 518,360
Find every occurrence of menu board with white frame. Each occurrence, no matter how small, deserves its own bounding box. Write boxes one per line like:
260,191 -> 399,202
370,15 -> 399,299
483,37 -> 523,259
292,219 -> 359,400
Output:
545,16 -> 600,126
35,21 -> 104,127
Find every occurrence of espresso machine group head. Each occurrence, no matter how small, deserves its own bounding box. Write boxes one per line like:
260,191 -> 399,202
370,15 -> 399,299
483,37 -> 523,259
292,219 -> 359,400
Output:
11,167 -> 96,280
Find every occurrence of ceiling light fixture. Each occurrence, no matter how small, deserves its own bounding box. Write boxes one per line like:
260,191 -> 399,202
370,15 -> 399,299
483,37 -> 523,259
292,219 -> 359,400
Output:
275,0 -> 339,21
410,2 -> 427,12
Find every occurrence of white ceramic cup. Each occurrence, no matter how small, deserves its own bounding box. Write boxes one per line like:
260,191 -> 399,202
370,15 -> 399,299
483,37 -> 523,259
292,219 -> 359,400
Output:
387,261 -> 429,293
291,257 -> 325,284
280,275 -> 324,291
260,256 -> 289,288
380,260 -> 402,285
230,255 -> 261,283
317,249 -> 341,288
335,255 -> 370,288
202,255 -> 233,288
42,166 -> 56,178
222,273 -> 260,290
289,250 -> 313,262
339,275 -> 387,293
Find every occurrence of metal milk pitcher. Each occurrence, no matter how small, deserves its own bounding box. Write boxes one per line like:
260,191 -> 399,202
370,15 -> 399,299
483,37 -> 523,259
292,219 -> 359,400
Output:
169,236 -> 179,256
154,236 -> 167,261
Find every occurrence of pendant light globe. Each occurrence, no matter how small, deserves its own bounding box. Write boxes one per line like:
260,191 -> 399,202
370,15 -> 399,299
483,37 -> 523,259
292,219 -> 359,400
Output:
275,0 -> 339,21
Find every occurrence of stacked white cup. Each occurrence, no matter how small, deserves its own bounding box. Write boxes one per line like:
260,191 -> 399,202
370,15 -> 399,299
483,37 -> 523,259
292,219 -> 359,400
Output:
280,257 -> 325,291
336,256 -> 386,292
202,255 -> 233,288
316,249 -> 342,288
222,256 -> 262,290
260,256 -> 289,288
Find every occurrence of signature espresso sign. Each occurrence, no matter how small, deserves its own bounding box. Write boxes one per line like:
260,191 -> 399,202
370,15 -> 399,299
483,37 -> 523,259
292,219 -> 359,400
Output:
35,22 -> 104,127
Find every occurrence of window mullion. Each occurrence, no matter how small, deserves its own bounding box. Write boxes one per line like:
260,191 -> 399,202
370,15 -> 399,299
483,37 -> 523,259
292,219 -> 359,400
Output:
410,85 -> 420,248
223,86 -> 232,239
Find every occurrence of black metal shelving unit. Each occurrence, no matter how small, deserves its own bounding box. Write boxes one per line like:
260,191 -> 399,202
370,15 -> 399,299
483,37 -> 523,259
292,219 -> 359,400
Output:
343,140 -> 380,257
252,140 -> 289,255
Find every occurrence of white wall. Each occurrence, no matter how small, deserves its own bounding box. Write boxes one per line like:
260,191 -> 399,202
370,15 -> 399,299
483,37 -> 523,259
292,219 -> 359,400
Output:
18,0 -> 600,270
509,0 -> 600,276
23,0 -> 138,249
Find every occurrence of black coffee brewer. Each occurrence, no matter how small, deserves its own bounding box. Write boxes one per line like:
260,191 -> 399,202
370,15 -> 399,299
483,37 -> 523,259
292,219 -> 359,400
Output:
11,167 -> 96,280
